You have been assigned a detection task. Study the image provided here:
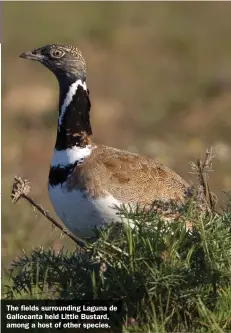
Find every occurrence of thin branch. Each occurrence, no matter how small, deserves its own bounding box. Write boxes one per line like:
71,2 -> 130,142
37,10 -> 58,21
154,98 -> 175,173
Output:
189,148 -> 217,212
11,176 -> 86,249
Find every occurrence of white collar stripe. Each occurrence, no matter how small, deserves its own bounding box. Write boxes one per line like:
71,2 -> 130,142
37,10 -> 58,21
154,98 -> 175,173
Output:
58,79 -> 87,129
51,145 -> 92,167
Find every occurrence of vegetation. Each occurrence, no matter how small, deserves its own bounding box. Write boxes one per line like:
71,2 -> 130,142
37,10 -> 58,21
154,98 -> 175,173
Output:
4,194 -> 231,332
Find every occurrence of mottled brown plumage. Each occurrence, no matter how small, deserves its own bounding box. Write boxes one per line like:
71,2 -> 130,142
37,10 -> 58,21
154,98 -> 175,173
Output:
67,144 -> 189,205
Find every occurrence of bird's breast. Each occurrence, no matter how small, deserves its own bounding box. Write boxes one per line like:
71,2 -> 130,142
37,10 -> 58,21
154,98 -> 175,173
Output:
48,181 -> 122,237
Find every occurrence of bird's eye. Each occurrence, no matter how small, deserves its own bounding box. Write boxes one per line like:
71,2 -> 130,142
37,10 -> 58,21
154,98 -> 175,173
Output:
51,49 -> 65,58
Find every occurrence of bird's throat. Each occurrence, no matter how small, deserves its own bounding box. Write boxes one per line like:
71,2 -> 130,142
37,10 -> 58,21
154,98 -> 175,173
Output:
55,79 -> 92,150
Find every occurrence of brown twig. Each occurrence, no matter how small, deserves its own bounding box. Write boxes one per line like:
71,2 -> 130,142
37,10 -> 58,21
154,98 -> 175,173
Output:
197,150 -> 214,210
189,148 -> 218,212
11,176 -> 86,249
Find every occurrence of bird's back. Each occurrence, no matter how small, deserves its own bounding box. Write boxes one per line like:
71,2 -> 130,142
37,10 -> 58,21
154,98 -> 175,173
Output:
66,144 -> 189,206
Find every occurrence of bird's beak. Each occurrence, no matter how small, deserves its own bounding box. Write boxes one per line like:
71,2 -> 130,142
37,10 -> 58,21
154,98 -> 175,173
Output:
19,49 -> 43,61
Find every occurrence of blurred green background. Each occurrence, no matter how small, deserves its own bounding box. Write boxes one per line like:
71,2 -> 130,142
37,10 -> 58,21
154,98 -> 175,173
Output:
2,2 -> 231,277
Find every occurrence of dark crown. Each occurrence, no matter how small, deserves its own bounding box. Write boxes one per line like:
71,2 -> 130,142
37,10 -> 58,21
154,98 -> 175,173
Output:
20,43 -> 87,83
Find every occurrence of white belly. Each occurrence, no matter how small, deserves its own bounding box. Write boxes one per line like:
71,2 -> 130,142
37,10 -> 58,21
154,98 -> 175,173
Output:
48,183 -> 122,238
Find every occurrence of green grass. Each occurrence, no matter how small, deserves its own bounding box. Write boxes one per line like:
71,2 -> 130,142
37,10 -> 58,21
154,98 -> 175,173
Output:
4,195 -> 231,332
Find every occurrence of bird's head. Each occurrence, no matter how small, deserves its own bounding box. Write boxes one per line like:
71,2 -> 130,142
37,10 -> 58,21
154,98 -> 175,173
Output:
20,43 -> 87,85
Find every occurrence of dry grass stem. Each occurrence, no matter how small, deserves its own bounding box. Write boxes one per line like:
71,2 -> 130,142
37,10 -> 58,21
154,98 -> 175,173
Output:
11,176 -> 86,249
189,148 -> 217,211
